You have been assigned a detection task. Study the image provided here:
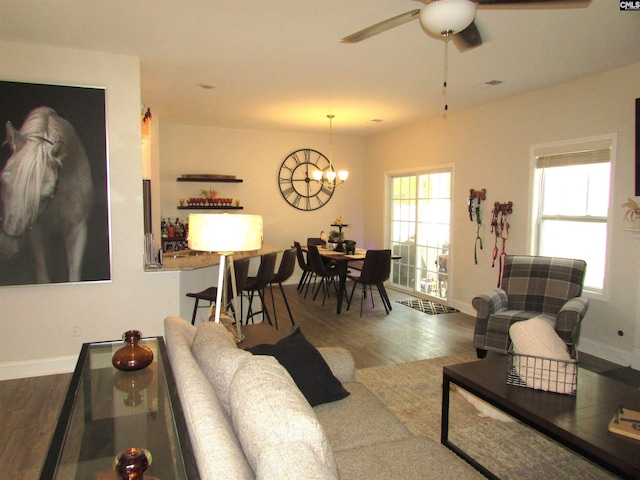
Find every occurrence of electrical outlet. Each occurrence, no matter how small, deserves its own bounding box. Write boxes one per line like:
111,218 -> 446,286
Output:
70,325 -> 81,337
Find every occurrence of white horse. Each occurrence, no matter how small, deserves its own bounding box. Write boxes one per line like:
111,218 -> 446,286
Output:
1,107 -> 94,283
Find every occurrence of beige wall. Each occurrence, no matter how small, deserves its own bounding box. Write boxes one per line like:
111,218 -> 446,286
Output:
364,63 -> 640,366
0,41 -> 181,379
157,122 -> 366,323
158,122 -> 367,254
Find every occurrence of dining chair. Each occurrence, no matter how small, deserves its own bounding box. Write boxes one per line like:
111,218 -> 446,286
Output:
307,237 -> 325,247
185,257 -> 250,325
347,249 -> 392,317
268,248 -> 296,328
294,241 -> 313,293
242,252 -> 278,327
307,244 -> 340,306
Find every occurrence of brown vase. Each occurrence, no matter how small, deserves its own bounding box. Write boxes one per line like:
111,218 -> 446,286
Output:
114,447 -> 152,480
112,330 -> 154,371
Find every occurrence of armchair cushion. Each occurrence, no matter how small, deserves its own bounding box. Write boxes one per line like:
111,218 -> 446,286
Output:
501,256 -> 586,314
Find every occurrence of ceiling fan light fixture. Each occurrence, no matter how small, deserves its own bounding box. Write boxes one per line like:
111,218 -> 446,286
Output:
419,0 -> 477,36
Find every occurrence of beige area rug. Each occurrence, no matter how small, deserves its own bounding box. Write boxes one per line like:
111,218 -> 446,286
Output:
356,352 -> 618,480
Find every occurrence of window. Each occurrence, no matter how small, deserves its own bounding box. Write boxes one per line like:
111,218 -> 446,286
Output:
531,135 -> 615,294
388,170 -> 451,299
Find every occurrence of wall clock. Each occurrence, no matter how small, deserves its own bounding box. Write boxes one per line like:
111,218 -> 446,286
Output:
278,148 -> 335,211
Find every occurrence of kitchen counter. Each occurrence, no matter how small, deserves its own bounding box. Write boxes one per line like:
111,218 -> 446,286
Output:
144,245 -> 282,272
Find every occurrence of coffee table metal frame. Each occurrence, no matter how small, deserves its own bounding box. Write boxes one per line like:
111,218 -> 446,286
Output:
441,357 -> 640,480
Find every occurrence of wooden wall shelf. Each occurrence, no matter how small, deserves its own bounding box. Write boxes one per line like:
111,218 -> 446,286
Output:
177,177 -> 243,183
177,206 -> 243,210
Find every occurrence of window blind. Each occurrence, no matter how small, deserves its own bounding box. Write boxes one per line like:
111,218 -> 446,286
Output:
534,139 -> 611,168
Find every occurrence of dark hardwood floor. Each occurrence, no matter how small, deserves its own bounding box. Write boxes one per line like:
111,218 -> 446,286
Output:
0,282 -> 622,479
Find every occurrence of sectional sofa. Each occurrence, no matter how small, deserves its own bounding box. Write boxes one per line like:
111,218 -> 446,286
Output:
164,315 -> 484,479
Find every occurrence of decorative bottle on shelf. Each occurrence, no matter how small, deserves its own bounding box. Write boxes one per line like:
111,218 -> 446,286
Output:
112,330 -> 154,371
160,218 -> 168,238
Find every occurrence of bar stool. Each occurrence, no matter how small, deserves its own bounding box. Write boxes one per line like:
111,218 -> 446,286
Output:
242,252 -> 278,327
185,257 -> 250,325
268,248 -> 296,328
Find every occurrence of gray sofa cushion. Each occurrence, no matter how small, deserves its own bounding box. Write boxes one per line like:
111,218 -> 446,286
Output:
230,355 -> 339,478
164,316 -> 253,479
334,436 -> 486,480
191,321 -> 252,415
256,443 -> 337,480
317,347 -> 356,383
314,382 -> 411,451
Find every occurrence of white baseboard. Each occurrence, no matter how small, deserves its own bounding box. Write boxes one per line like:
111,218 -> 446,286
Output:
0,355 -> 78,381
575,338 -> 632,368
450,300 -> 474,317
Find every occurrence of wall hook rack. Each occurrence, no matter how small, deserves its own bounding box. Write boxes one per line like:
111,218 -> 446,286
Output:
468,189 -> 486,264
493,201 -> 513,215
491,201 -> 513,286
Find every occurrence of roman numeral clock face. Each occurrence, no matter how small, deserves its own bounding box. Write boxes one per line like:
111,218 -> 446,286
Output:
278,148 -> 335,211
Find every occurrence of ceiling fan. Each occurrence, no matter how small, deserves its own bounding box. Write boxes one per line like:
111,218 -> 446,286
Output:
342,0 -> 587,51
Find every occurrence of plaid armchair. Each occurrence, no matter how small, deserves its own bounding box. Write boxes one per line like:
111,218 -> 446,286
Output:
472,255 -> 589,358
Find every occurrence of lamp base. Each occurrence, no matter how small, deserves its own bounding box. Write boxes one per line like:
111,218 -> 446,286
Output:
218,310 -> 245,342
210,253 -> 244,342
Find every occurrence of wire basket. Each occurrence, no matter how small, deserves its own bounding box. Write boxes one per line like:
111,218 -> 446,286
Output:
506,345 -> 578,395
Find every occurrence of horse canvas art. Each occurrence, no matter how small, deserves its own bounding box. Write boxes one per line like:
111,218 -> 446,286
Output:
0,107 -> 94,283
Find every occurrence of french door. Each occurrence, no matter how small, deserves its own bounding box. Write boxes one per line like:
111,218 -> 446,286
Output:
388,169 -> 451,300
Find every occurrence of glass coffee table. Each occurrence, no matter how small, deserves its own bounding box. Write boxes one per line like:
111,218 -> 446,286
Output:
40,337 -> 199,479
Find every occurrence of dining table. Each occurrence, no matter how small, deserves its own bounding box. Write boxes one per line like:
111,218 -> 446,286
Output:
303,246 -> 398,314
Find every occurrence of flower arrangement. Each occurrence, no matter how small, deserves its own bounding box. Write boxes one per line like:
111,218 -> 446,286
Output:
329,230 -> 344,241
622,197 -> 640,223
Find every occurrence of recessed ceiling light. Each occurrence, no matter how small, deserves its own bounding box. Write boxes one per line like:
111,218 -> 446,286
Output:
198,83 -> 216,90
474,80 -> 503,89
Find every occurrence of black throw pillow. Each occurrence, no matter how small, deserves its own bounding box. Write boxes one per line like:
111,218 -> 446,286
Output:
246,328 -> 350,407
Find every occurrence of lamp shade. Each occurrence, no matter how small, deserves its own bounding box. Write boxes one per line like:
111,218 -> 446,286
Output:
419,0 -> 476,35
188,213 -> 263,253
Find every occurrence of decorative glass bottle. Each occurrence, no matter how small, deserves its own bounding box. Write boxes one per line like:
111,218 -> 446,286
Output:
112,330 -> 154,371
114,447 -> 152,480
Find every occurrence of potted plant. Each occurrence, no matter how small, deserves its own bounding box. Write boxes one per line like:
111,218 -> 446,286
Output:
329,230 -> 344,243
622,197 -> 640,228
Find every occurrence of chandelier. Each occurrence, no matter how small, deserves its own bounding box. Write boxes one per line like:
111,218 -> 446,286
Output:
312,114 -> 348,188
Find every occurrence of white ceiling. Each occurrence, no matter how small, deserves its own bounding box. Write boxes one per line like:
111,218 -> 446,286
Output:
0,1 -> 638,136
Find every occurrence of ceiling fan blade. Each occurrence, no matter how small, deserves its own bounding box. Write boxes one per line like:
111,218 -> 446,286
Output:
453,20 -> 482,51
342,9 -> 421,43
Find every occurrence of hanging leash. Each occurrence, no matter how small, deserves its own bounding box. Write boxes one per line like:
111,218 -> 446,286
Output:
490,202 -> 513,287
468,189 -> 486,265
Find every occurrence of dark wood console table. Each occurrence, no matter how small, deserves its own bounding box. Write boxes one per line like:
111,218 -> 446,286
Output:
442,357 -> 640,480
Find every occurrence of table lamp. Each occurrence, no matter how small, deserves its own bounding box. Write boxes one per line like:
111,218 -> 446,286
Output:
188,213 -> 263,341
